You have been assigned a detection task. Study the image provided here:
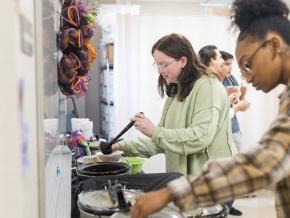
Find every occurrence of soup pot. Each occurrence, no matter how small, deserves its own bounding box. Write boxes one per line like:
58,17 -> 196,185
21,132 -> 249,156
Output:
111,204 -> 229,218
78,189 -> 141,217
76,162 -> 131,181
78,189 -> 184,218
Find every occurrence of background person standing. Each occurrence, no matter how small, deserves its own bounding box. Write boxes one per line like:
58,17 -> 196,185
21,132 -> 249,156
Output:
198,45 -> 242,216
220,51 -> 251,152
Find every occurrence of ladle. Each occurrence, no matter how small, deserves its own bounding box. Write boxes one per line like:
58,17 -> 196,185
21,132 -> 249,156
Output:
100,113 -> 143,154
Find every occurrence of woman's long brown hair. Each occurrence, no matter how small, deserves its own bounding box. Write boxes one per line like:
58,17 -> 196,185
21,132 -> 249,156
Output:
152,33 -> 213,101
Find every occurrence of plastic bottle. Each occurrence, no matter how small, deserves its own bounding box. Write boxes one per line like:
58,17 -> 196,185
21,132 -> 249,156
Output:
45,134 -> 72,218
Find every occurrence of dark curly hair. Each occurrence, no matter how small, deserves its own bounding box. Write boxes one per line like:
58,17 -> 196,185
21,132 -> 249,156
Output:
231,0 -> 290,43
151,33 -> 210,101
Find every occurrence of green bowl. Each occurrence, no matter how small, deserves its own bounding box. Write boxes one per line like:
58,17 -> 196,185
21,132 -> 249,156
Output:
123,157 -> 145,175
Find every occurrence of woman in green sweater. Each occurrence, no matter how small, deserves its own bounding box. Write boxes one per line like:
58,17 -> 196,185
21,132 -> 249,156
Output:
112,33 -> 236,175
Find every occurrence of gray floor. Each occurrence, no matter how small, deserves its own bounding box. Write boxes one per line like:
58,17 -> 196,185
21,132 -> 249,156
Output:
229,190 -> 276,218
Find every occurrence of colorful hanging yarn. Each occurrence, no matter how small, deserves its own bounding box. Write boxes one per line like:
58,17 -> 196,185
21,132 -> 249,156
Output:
67,130 -> 91,158
57,0 -> 98,97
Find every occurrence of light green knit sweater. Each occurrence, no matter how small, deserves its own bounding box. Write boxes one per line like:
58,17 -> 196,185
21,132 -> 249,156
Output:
119,75 -> 236,175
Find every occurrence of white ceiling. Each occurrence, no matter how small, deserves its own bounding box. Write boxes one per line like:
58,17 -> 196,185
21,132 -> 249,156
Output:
135,0 -> 290,6
99,0 -> 233,16
136,0 -> 232,2
99,0 -> 290,14
101,0 -> 233,4
101,0 -> 290,6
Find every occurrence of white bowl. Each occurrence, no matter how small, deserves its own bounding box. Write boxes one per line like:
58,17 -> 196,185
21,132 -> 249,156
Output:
95,150 -> 123,162
77,155 -> 101,165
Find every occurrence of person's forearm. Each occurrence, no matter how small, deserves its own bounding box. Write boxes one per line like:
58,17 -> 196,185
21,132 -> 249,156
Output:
168,138 -> 290,210
118,138 -> 162,157
160,187 -> 174,204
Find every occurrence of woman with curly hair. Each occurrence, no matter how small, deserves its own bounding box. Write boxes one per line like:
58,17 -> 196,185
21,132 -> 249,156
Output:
131,0 -> 290,217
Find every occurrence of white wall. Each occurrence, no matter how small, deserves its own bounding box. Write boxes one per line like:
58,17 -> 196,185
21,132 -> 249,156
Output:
115,14 -> 238,137
0,0 -> 41,217
85,3 -> 284,173
17,0 -> 40,215
0,1 -> 23,217
0,0 -> 39,217
238,85 -> 283,152
114,12 -> 283,172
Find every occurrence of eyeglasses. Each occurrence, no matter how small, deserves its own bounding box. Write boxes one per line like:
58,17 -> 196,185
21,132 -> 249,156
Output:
239,40 -> 270,81
152,60 -> 177,71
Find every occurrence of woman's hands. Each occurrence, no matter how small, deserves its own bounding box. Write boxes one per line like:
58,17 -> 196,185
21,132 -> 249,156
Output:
227,83 -> 250,113
233,100 -> 251,113
229,92 -> 240,105
131,112 -> 156,137
131,187 -> 173,218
